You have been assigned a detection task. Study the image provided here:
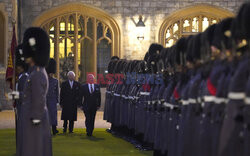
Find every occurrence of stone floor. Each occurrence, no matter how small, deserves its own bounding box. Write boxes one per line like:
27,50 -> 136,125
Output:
0,110 -> 111,129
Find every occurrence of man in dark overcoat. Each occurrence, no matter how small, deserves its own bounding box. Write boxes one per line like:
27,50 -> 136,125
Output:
80,74 -> 101,136
60,71 -> 81,133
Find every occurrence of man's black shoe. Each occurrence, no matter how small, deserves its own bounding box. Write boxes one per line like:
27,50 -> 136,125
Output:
106,129 -> 112,133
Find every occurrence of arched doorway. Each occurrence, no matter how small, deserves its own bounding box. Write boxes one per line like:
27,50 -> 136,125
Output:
32,3 -> 121,83
158,4 -> 234,47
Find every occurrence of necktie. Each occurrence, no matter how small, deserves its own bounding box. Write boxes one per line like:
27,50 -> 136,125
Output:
90,84 -> 94,93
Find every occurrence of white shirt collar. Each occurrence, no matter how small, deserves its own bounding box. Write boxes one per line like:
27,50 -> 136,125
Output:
69,80 -> 74,88
88,83 -> 94,93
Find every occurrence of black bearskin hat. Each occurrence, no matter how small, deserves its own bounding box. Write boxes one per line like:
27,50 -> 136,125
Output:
22,27 -> 50,67
46,58 -> 57,74
110,56 -> 120,61
192,33 -> 202,61
108,60 -> 119,74
186,35 -> 195,63
144,52 -> 149,62
239,2 -> 250,40
212,18 -> 234,50
230,3 -> 248,41
176,37 -> 187,65
148,43 -> 163,56
200,24 -> 217,61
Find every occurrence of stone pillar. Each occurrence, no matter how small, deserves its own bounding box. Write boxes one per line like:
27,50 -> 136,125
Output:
74,13 -> 79,80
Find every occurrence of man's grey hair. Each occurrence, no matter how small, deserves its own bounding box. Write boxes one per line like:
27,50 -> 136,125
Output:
67,71 -> 75,77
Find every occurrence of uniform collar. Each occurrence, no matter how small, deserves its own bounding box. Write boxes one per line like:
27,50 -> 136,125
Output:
28,65 -> 39,74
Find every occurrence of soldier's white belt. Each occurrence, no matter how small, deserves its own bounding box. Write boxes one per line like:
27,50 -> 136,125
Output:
214,97 -> 228,104
244,97 -> 250,105
128,96 -> 134,100
188,98 -> 197,104
134,96 -> 139,100
204,96 -> 215,102
163,102 -> 174,109
152,100 -> 157,104
228,92 -> 246,100
114,93 -> 120,97
140,92 -> 150,96
122,95 -> 128,99
106,91 -> 111,94
181,100 -> 189,105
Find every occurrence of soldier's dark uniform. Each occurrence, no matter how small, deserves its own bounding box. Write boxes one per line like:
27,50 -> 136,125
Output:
218,3 -> 250,156
15,44 -> 29,156
198,18 -> 233,156
244,72 -> 250,156
153,82 -> 166,152
46,59 -> 59,135
103,3 -> 250,156
177,36 -> 196,156
20,27 -> 52,156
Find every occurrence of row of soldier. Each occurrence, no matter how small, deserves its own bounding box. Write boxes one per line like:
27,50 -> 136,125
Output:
104,2 -> 250,156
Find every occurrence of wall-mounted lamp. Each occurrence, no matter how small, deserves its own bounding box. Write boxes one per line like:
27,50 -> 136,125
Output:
136,15 -> 146,41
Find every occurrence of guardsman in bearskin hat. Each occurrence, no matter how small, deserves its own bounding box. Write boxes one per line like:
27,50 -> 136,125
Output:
218,3 -> 250,156
20,27 -> 52,156
242,4 -> 250,156
46,58 -> 59,135
15,44 -> 29,156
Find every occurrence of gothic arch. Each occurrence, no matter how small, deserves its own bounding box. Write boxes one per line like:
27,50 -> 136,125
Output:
158,4 -> 234,47
32,2 -> 121,82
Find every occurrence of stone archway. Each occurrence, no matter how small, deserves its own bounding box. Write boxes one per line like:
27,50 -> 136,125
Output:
32,3 -> 121,82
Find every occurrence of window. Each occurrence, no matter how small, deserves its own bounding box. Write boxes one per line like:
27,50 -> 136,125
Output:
164,15 -> 220,47
159,5 -> 234,47
42,14 -> 113,83
34,3 -> 120,84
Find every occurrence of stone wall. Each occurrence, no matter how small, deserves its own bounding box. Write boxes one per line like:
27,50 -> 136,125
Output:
0,0 -> 14,110
0,0 -> 15,46
1,0 -> 248,109
20,0 -> 246,60
0,67 -> 12,110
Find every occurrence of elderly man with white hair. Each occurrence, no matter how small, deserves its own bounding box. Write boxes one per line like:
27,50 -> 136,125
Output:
60,71 -> 81,133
